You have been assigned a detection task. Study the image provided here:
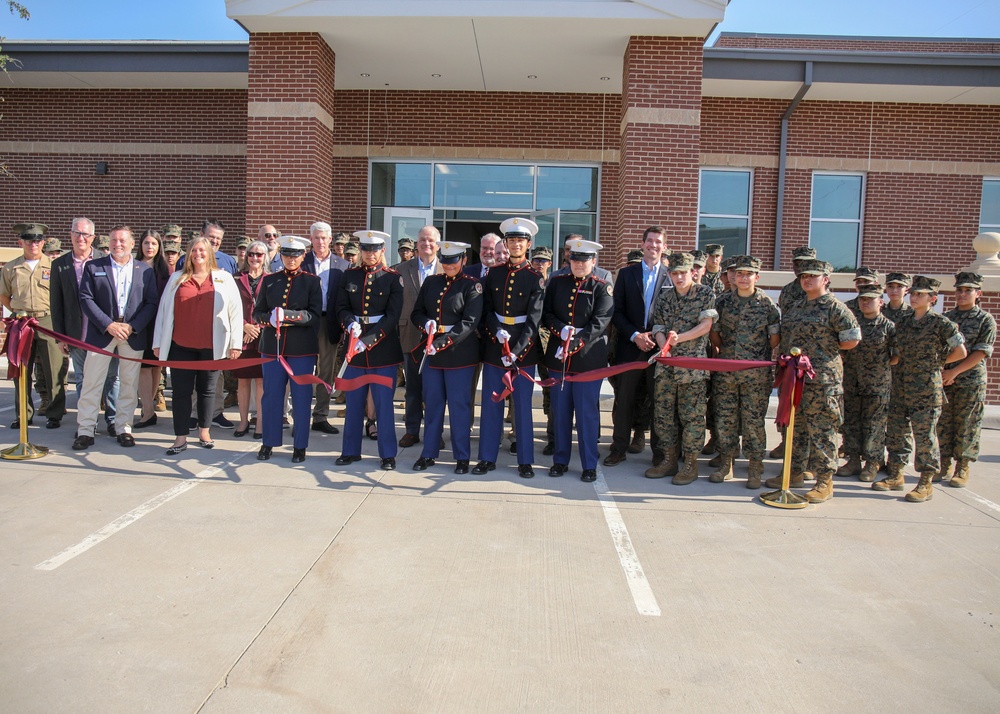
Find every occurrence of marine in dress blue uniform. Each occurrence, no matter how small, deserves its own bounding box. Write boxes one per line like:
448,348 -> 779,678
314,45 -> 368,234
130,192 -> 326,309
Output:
410,241 -> 484,474
542,239 -> 614,482
335,230 -> 404,469
253,236 -> 323,462
474,218 -> 545,478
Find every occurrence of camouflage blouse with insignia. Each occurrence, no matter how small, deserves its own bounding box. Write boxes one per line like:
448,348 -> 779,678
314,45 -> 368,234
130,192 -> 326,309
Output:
651,283 -> 718,383
701,270 -> 725,296
778,278 -> 807,314
842,312 -> 897,395
892,310 -> 965,406
713,288 -> 780,367
779,293 -> 861,386
943,305 -> 996,387
882,302 -> 914,325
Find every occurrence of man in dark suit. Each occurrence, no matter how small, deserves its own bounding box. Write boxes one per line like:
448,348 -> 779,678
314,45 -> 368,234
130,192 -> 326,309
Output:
604,226 -> 670,466
51,217 -> 121,434
462,233 -> 499,280
72,225 -> 160,450
301,221 -> 350,434
397,225 -> 443,447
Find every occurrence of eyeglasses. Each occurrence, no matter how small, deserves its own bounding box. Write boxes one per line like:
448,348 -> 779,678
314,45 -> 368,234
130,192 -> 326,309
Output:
263,233 -> 279,239
71,230 -> 95,238
247,252 -> 265,258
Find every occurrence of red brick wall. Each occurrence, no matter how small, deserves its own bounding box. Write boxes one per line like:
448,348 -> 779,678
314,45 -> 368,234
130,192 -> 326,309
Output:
331,157 -> 369,232
714,35 -> 1000,54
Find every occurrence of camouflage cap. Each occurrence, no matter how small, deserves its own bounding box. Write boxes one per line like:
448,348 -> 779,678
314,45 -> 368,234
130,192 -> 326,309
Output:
721,256 -> 737,270
792,246 -> 817,261
626,249 -> 644,264
235,237 -> 251,249
161,224 -> 183,238
531,246 -> 553,261
95,235 -> 111,249
690,249 -> 707,267
797,259 -> 831,276
857,285 -> 885,299
910,275 -> 941,293
885,272 -> 911,287
332,233 -> 349,245
703,243 -> 723,256
854,267 -> 880,284
954,271 -> 984,289
731,255 -> 762,272
344,242 -> 360,256
13,222 -> 48,238
397,238 -> 415,251
43,237 -> 62,253
162,239 -> 182,253
667,252 -> 695,272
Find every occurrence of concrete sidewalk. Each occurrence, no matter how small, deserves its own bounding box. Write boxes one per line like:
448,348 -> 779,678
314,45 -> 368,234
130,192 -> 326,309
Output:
1,374 -> 998,713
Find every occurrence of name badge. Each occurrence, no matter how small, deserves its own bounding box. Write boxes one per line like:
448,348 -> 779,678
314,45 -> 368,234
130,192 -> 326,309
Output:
214,278 -> 224,284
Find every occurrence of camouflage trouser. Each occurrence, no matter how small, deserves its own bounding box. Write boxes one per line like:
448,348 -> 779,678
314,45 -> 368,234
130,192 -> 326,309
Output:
888,401 -> 941,475
843,390 -> 889,463
938,380 -> 985,462
789,382 -> 843,476
714,370 -> 771,459
653,371 -> 706,455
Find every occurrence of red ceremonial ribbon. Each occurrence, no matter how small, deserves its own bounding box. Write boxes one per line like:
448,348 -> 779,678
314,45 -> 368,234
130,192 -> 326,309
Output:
332,330 -> 394,392
489,340 -> 519,402
2,315 -> 38,379
773,352 -> 815,428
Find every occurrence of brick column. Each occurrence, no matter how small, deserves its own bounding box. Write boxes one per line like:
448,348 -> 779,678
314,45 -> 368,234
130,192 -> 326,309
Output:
617,37 -> 703,252
245,33 -> 335,236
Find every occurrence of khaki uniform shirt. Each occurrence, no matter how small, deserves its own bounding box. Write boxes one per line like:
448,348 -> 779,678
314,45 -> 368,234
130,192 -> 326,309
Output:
0,254 -> 54,314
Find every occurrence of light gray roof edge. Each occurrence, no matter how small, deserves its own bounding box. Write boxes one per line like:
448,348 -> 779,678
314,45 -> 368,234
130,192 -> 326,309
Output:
716,32 -> 1000,44
704,47 -> 1000,66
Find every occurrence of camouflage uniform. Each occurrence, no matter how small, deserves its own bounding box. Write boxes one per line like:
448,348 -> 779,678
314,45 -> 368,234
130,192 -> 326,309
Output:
780,282 -> 860,478
713,286 -> 779,461
701,270 -> 725,296
779,278 -> 808,314
882,302 -> 914,325
882,278 -> 915,465
939,303 -> 995,462
887,308 -> 964,475
651,270 -> 717,457
842,311 -> 896,463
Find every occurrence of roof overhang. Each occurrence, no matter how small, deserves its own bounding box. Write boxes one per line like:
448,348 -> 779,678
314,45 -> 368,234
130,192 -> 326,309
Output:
225,0 -> 727,93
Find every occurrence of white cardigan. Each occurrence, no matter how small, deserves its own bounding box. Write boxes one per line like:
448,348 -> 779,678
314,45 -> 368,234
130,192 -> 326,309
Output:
153,269 -> 244,360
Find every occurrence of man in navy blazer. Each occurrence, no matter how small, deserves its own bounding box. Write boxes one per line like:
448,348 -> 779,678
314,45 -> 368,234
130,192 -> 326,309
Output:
462,232 -> 499,281
73,225 -> 160,450
605,226 -> 670,468
301,221 -> 351,433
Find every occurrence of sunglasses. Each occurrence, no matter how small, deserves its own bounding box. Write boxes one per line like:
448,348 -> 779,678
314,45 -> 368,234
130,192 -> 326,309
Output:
247,252 -> 265,258
263,233 -> 279,239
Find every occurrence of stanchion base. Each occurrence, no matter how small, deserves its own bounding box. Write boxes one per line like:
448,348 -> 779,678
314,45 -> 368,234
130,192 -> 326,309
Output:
1,442 -> 50,460
759,488 -> 810,509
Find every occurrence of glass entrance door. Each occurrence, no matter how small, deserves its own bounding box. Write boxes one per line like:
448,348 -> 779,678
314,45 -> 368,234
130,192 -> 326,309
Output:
383,208 -> 433,259
531,208 -> 561,257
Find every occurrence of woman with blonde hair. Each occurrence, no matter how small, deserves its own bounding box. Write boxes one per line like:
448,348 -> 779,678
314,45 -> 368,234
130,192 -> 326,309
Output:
153,236 -> 243,454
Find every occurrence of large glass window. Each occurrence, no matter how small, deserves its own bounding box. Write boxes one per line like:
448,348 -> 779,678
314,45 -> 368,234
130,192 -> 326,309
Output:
371,163 -> 431,208
698,168 -> 751,257
433,164 -> 534,209
981,178 -> 1000,233
810,172 -> 865,271
536,167 -> 598,211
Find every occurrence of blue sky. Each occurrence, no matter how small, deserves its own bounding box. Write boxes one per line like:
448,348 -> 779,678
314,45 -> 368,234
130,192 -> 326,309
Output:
1,0 -> 997,42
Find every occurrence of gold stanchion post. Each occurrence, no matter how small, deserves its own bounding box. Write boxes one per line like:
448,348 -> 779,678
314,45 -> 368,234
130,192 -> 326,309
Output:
2,321 -> 50,460
760,347 -> 807,509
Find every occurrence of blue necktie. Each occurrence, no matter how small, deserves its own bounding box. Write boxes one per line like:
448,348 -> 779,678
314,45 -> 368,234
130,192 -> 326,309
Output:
643,266 -> 656,326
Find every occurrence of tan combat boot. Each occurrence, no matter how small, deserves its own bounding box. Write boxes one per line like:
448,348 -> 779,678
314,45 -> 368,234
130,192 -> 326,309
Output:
872,463 -> 906,491
905,472 -> 934,502
709,454 -> 734,483
764,471 -> 808,489
837,455 -> 862,477
859,461 -> 879,482
768,441 -> 785,459
645,448 -> 678,479
948,459 -> 971,488
934,457 -> 952,483
707,453 -> 723,468
701,434 -> 718,455
805,472 -> 834,503
746,459 -> 764,489
672,452 -> 700,485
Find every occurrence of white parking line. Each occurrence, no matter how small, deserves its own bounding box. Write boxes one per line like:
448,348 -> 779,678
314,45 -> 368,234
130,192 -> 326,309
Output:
960,489 -> 1000,515
35,444 -> 257,571
593,468 -> 661,617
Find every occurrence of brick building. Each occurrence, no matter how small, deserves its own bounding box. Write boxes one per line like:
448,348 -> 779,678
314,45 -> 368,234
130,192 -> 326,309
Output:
2,2 -> 999,394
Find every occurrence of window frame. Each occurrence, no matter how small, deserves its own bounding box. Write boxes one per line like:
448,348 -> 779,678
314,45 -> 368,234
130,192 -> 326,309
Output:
808,170 -> 867,270
697,166 -> 753,256
980,177 -> 1000,233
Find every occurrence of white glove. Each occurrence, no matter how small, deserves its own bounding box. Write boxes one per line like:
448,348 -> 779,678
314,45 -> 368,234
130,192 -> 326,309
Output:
269,307 -> 284,328
560,325 -> 575,341
425,319 -> 437,334
353,340 -> 367,354
555,346 -> 566,361
501,354 -> 515,368
426,344 -> 437,356
496,329 -> 511,344
348,321 -> 362,338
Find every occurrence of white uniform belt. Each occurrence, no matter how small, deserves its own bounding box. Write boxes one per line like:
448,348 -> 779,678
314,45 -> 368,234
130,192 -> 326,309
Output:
495,313 -> 526,325
356,314 -> 383,324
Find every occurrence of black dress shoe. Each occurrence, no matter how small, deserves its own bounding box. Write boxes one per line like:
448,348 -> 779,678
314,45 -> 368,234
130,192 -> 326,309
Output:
45,418 -> 61,429
603,450 -> 627,466
212,414 -> 234,428
381,457 -> 396,470
454,460 -> 470,474
311,421 -> 339,434
257,445 -> 272,460
336,454 -> 361,466
549,463 -> 568,477
581,469 -> 597,482
542,442 -> 555,456
509,441 -> 517,454
72,434 -> 95,451
292,448 -> 306,463
134,415 -> 158,429
234,424 -> 250,437
413,457 -> 435,471
106,424 -> 117,437
518,464 -> 535,478
117,432 -> 136,447
398,433 -> 420,447
471,461 -> 496,475
253,431 -> 262,440
10,418 -> 33,429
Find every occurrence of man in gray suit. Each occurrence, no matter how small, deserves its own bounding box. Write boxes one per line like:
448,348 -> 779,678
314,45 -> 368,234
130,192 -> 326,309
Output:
397,225 -> 443,447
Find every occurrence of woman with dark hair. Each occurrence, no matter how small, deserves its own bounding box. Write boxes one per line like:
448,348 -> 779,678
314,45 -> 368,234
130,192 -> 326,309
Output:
153,236 -> 243,454
233,239 -> 270,438
135,229 -> 171,428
